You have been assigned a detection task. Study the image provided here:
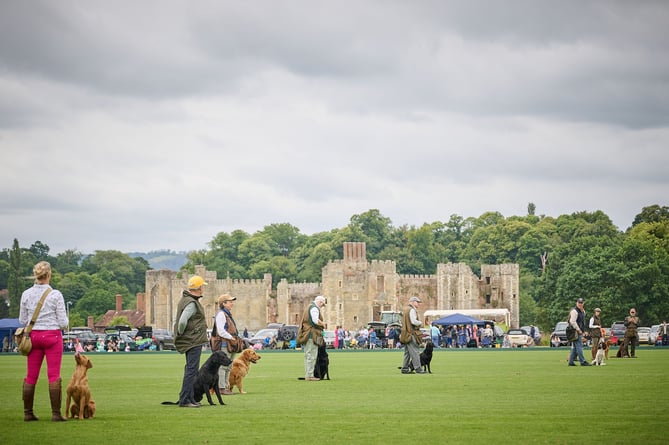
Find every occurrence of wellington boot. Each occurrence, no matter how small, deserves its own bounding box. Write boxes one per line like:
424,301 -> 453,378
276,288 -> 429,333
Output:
48,379 -> 67,422
23,382 -> 39,421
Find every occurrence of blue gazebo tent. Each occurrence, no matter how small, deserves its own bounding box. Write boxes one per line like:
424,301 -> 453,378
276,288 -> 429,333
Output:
0,318 -> 24,352
431,313 -> 483,327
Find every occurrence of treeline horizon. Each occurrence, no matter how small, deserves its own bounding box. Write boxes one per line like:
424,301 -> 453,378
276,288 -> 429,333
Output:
2,204 -> 668,333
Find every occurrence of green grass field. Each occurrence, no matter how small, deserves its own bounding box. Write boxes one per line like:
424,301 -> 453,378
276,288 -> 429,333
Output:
1,347 -> 667,444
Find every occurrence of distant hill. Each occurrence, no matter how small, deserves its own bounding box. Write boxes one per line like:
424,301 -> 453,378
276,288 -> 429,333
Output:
127,250 -> 188,271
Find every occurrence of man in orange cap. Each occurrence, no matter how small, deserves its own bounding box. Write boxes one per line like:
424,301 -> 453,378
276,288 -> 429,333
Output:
174,275 -> 208,407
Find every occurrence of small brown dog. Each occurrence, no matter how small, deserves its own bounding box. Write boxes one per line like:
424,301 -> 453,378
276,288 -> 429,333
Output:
65,352 -> 95,420
228,348 -> 261,394
69,399 -> 96,419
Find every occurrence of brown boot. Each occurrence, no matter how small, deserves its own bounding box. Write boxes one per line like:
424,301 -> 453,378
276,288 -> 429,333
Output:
48,379 -> 67,422
23,382 -> 39,421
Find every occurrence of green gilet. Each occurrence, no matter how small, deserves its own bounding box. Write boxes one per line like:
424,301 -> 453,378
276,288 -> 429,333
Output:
174,291 -> 208,353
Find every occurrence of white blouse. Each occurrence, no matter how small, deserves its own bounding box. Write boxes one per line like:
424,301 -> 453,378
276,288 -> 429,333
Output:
19,284 -> 69,331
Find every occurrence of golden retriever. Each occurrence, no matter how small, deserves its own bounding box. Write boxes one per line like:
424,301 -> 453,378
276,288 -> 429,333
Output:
65,352 -> 95,420
228,348 -> 261,394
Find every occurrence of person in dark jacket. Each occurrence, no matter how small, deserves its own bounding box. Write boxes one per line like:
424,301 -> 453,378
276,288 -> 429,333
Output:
568,298 -> 592,366
174,275 -> 209,407
623,308 -> 639,358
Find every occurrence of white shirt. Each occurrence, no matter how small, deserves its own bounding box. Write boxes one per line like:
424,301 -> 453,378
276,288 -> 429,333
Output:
215,310 -> 234,340
19,284 -> 68,330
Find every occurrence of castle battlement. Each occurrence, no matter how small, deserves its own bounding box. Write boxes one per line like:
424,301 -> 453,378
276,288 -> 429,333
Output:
145,242 -> 520,332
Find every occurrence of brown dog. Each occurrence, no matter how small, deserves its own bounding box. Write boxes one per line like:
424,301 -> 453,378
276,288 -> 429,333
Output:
69,399 -> 96,419
65,352 -> 94,420
228,348 -> 261,394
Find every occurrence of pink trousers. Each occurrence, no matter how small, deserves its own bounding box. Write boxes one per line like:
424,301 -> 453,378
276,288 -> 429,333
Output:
24,330 -> 63,385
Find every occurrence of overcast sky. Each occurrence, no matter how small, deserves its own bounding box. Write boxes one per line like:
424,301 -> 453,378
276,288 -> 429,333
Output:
2,1 -> 668,255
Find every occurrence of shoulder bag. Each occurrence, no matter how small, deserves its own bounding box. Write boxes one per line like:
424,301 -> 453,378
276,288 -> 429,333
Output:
15,287 -> 52,356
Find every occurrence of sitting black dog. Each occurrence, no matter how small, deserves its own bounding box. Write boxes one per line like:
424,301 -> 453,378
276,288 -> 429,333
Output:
314,344 -> 330,380
193,350 -> 232,405
405,341 -> 434,374
163,351 -> 232,406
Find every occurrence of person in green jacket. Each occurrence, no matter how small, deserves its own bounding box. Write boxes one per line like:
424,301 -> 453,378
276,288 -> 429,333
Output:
174,275 -> 208,407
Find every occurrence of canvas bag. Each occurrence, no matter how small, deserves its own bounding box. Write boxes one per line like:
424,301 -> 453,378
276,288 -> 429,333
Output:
15,327 -> 32,356
565,313 -> 578,343
16,287 -> 52,356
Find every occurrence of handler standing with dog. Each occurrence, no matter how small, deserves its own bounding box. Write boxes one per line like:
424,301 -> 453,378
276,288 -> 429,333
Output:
19,261 -> 69,422
214,294 -> 239,395
174,275 -> 209,407
567,297 -> 592,366
400,296 -> 426,374
589,308 -> 603,360
297,295 -> 327,381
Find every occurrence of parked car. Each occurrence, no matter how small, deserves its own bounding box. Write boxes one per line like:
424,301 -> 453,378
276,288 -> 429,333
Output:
136,326 -> 175,351
66,329 -> 97,350
649,325 -> 661,344
104,329 -> 137,351
267,323 -> 298,342
550,322 -> 569,347
152,329 -> 176,350
521,325 -> 542,345
507,328 -> 532,347
637,327 -> 651,344
610,321 -> 626,345
323,330 -> 336,348
248,328 -> 278,348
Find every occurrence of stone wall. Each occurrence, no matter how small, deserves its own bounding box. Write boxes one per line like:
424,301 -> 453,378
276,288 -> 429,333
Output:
144,241 -> 520,332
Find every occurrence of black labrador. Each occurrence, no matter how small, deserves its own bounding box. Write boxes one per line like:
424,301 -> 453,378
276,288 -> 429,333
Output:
402,341 -> 434,374
162,350 -> 232,406
194,350 -> 232,405
314,344 -> 330,380
298,344 -> 330,380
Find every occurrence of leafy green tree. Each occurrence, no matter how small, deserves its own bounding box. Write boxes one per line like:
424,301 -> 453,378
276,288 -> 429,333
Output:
28,241 -> 53,262
75,275 -> 128,317
406,224 -> 437,272
54,249 -> 84,274
632,204 -> 669,227
8,239 -> 26,317
250,256 -> 297,282
237,235 -> 277,269
80,250 -> 149,296
0,259 -> 9,290
257,223 -> 305,256
296,242 -> 339,283
348,209 -> 394,257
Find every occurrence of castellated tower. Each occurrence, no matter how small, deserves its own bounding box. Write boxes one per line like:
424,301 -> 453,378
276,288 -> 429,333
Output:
321,241 -> 399,330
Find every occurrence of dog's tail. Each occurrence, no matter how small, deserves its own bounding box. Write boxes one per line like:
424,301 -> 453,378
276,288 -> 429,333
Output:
161,401 -> 179,405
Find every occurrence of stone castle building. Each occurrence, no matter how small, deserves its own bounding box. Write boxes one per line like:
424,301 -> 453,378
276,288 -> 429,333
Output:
144,242 -> 519,332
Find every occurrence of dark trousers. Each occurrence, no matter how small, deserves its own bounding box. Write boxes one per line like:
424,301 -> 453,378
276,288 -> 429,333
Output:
622,334 -> 637,357
178,346 -> 202,406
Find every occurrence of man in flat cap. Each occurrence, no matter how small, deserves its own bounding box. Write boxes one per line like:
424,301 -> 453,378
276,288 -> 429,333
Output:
400,297 -> 425,374
568,297 -> 591,366
623,308 -> 639,358
296,295 -> 327,380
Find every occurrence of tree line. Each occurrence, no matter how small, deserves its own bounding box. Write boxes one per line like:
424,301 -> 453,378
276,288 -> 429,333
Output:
2,204 -> 668,333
